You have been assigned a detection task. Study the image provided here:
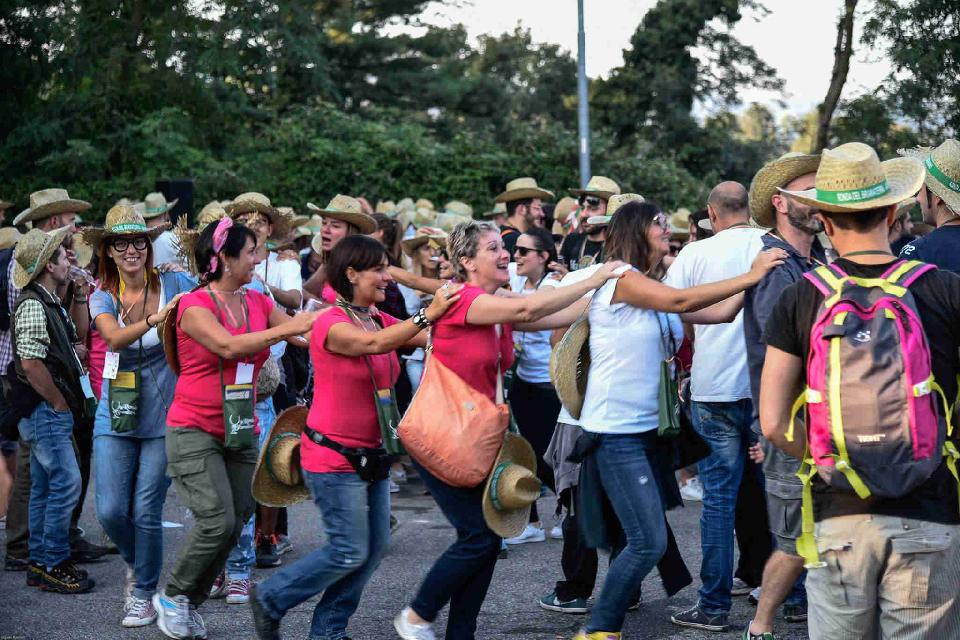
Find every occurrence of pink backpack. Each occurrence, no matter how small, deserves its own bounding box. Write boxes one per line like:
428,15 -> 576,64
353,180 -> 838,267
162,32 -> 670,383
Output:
788,260 -> 959,566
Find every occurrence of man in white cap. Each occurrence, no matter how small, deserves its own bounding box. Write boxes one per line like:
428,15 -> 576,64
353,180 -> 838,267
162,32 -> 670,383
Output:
899,139 -> 960,272
762,142 -> 960,639
560,177 -> 621,270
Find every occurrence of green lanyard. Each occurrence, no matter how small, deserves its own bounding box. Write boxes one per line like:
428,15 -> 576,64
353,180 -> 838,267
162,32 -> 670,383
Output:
840,250 -> 894,259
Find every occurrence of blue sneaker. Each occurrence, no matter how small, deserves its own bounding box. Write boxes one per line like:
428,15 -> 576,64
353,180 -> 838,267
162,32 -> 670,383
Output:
153,591 -> 192,639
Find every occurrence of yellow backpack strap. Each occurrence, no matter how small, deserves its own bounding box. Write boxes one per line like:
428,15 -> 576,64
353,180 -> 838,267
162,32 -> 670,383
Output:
795,451 -> 827,569
931,378 -> 960,513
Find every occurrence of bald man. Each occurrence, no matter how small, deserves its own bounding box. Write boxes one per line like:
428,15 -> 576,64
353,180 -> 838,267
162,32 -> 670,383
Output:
665,182 -> 770,633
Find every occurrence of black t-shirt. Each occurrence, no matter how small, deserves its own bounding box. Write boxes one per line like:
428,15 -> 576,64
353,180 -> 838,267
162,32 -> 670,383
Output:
764,258 -> 960,524
501,225 -> 521,258
899,225 -> 960,274
560,233 -> 603,270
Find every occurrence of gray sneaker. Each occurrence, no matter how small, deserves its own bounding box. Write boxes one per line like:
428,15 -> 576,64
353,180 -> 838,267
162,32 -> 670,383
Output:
189,606 -> 207,640
670,605 -> 730,632
153,592 -> 192,639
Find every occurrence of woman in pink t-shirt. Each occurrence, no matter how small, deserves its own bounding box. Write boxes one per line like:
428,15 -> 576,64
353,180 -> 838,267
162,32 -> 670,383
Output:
251,235 -> 460,640
154,219 -> 316,640
394,220 -> 622,640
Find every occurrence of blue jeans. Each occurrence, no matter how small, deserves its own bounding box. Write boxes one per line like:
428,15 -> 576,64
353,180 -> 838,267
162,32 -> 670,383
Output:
18,402 -> 81,568
587,432 -> 667,632
256,472 -> 390,640
94,435 -> 168,599
410,460 -> 502,640
692,399 -> 754,616
226,399 -> 275,579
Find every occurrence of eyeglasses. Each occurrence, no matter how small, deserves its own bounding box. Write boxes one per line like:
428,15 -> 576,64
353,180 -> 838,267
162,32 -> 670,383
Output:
110,237 -> 148,252
653,213 -> 670,229
515,246 -> 542,257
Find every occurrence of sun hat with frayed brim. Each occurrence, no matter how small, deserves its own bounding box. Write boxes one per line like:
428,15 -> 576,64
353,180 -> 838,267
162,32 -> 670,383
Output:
749,152 -> 821,227
13,189 -> 91,226
495,177 -> 555,204
140,192 -> 178,219
589,192 -> 646,226
13,227 -> 71,289
482,433 -> 541,538
899,139 -> 960,214
444,201 -> 474,218
401,227 -> 447,257
480,202 -> 507,220
671,208 -> 691,240
0,228 -> 22,251
174,201 -> 229,275
226,192 -> 292,240
778,142 -> 925,214
252,406 -> 312,508
82,205 -> 169,248
307,195 -> 377,235
550,316 -> 592,420
569,176 -> 621,200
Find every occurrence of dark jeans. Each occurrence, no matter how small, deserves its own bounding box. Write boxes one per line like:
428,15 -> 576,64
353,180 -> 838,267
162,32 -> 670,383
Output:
734,457 -> 773,587
509,377 -> 559,523
410,460 -> 501,640
554,487 -> 598,601
587,432 -> 666,633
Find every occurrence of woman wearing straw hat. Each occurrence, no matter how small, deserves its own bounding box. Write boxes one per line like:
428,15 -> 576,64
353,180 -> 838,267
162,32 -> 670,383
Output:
249,235 -> 462,640
83,205 -> 197,628
561,201 -> 786,640
397,228 -> 446,391
303,195 -> 377,302
152,219 -> 317,640
393,220 -> 625,640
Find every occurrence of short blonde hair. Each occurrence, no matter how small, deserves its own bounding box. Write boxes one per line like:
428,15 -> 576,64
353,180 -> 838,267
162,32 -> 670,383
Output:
447,220 -> 498,281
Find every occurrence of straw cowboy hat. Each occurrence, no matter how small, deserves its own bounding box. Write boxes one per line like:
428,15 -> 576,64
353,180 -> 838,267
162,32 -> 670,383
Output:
0,228 -> 22,251
671,208 -> 691,240
306,195 -> 377,235
82,204 -> 169,248
253,406 -> 312,507
415,198 -> 435,211
552,197 -> 579,236
225,192 -> 292,240
375,200 -> 397,215
72,234 -> 94,269
748,152 -> 821,227
588,192 -> 646,227
396,198 -> 416,213
569,176 -> 621,200
12,227 -> 72,289
779,142 -> 925,214
899,139 -> 960,214
13,189 -> 91,226
481,202 -> 507,220
550,315 -> 592,420
435,212 -> 472,233
495,177 -> 555,203
401,227 -> 447,257
174,201 -> 229,274
444,201 -> 474,218
140,192 -> 178,219
277,207 -> 308,229
482,433 -> 541,538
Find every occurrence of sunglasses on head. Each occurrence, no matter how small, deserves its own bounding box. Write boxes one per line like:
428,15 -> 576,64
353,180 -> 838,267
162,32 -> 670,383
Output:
111,236 -> 149,252
515,246 -> 543,257
653,213 -> 670,229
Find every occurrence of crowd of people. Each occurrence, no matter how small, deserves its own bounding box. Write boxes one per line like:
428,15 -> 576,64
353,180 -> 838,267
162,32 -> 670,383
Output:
1,137 -> 960,640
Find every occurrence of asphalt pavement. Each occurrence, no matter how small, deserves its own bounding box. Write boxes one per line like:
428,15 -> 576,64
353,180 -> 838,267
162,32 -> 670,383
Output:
0,473 -> 810,640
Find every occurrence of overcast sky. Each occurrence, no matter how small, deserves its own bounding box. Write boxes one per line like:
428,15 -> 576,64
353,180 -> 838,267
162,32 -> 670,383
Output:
410,0 -> 891,117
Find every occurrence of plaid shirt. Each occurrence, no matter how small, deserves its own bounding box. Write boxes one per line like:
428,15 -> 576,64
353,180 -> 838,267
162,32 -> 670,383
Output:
0,258 -> 21,372
13,284 -> 74,361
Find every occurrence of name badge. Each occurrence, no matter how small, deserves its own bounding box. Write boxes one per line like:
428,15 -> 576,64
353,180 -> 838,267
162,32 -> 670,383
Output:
78,375 -> 95,400
103,352 -> 120,380
235,362 -> 254,385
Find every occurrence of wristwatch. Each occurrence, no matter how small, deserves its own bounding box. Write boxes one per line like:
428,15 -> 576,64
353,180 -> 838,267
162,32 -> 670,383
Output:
412,308 -> 432,329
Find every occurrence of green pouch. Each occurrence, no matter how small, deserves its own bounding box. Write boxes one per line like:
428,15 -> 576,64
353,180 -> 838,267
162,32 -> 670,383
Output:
109,370 -> 140,433
223,382 -> 256,450
374,387 -> 405,456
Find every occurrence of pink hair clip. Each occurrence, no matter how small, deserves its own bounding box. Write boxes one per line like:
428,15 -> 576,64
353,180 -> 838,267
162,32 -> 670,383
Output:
207,217 -> 234,275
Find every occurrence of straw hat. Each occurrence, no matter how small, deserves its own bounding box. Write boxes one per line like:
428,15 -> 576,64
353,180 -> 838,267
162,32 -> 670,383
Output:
748,152 -> 821,227
550,316 -> 592,419
587,192 -> 646,226
779,142 -> 925,214
375,200 -> 396,215
495,177 -> 555,203
305,214 -> 323,235
226,192 -> 292,240
72,234 -> 94,269
444,201 -> 474,218
174,201 -> 229,274
481,202 -> 507,220
396,198 -> 416,213
482,433 -> 541,538
554,197 -> 579,225
415,198 -> 435,211
0,228 -> 22,251
278,207 -> 308,230
252,406 -> 312,508
899,139 -> 960,214
401,227 -> 447,257
82,205 -> 169,248
13,189 -> 91,226
671,208 -> 691,240
307,195 -> 377,235
141,192 -> 178,219
435,212 -> 472,233
569,176 -> 621,200
12,227 -> 72,289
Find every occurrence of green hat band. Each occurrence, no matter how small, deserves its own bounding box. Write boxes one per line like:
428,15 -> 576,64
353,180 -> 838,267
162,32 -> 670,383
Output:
816,179 -> 890,205
145,206 -> 166,214
925,155 -> 960,194
110,222 -> 148,233
489,462 -> 510,512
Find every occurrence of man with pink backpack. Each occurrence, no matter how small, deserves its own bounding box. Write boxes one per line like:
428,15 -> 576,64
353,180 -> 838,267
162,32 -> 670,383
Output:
760,141 -> 960,639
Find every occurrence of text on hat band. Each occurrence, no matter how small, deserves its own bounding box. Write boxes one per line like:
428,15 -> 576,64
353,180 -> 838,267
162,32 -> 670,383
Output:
925,155 -> 960,194
816,180 -> 891,205
111,223 -> 149,233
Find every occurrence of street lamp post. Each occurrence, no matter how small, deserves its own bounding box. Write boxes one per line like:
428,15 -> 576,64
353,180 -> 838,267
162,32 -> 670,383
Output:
577,0 -> 591,188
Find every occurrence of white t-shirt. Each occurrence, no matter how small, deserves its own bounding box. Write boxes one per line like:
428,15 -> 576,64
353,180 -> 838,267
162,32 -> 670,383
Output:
255,252 -> 303,310
553,264 -> 603,426
508,263 -> 558,384
579,265 -> 684,434
152,230 -> 185,269
663,226 -> 765,402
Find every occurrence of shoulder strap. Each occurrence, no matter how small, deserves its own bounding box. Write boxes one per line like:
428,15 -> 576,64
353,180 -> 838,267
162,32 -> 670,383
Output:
882,259 -> 937,288
803,264 -> 846,297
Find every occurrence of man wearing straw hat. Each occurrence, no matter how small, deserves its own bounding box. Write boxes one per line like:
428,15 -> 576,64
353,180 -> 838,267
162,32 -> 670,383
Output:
495,177 -> 554,258
560,176 -> 620,271
3,189 -> 109,573
138,192 -> 183,268
9,227 -> 94,593
898,139 -> 960,272
761,142 -> 960,639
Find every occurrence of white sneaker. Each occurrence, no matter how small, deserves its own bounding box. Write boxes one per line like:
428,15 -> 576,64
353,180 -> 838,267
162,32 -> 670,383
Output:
550,525 -> 563,540
731,577 -> 753,596
122,596 -> 158,628
394,607 -> 436,640
504,524 -> 546,545
153,592 -> 192,640
680,477 -> 704,502
389,478 -> 401,494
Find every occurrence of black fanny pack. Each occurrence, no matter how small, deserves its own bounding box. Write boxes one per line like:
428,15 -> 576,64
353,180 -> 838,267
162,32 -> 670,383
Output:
304,426 -> 391,483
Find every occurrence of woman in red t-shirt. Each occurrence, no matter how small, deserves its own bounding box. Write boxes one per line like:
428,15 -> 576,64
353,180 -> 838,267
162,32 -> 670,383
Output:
394,220 -> 622,640
250,235 -> 460,640
154,219 -> 315,640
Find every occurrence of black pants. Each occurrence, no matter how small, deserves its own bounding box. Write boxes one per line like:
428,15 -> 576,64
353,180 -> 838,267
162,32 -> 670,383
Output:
733,459 -> 773,586
509,377 -> 560,523
555,486 -> 599,601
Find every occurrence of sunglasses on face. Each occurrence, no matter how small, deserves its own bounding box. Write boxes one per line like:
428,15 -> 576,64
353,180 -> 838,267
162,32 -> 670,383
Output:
515,246 -> 543,257
580,196 -> 602,208
111,237 -> 148,252
653,213 -> 670,229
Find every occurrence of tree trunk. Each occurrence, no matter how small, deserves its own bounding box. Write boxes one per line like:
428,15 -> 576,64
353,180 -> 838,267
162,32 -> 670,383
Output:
814,0 -> 858,153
